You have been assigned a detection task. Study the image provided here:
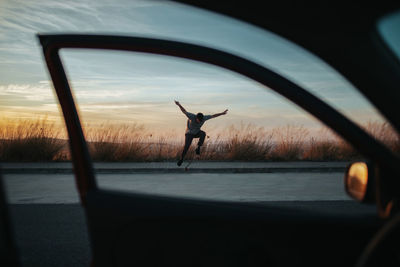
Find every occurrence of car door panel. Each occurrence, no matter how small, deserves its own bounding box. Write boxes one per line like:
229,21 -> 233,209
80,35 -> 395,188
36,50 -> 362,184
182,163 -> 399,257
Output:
85,189 -> 379,266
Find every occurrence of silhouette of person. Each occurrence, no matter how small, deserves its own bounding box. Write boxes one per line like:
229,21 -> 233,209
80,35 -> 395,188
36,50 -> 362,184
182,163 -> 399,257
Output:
175,100 -> 228,166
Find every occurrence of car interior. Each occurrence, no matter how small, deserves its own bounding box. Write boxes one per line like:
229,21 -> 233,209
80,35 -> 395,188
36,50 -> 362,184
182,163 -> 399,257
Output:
1,1 -> 400,267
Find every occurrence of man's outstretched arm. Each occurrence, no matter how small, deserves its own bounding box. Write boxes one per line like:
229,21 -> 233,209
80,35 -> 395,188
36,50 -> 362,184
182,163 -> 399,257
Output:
174,100 -> 187,114
211,109 -> 228,118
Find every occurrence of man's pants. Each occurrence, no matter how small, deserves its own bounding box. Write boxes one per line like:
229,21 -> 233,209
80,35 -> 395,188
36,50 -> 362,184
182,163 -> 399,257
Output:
181,131 -> 206,159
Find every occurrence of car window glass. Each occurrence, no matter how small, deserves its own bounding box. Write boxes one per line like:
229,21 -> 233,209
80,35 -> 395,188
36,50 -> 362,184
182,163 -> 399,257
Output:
377,10 -> 400,61
58,48 -> 360,202
0,0 -> 398,204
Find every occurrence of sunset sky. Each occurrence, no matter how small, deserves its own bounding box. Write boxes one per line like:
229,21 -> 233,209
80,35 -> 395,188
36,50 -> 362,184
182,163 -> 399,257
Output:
0,0 -> 392,136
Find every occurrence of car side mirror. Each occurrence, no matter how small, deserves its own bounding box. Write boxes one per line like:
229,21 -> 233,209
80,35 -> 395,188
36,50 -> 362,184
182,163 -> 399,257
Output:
344,162 -> 375,203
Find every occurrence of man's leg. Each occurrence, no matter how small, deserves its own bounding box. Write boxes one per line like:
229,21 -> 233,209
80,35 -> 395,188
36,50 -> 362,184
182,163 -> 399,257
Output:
178,134 -> 194,166
195,131 -> 206,155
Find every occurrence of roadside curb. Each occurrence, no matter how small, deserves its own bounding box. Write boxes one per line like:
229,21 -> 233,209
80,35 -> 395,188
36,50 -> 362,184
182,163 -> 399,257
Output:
2,167 -> 346,174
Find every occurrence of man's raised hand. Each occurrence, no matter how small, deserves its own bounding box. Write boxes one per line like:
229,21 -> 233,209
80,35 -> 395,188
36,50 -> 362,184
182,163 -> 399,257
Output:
174,100 -> 180,105
223,109 -> 228,115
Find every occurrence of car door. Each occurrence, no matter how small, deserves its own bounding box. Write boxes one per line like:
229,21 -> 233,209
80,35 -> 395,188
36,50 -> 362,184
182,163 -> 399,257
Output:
38,34 -> 396,267
0,172 -> 20,267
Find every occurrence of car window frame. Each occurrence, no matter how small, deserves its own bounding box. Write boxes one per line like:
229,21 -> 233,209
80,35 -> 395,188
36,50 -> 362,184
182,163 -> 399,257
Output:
37,34 -> 400,205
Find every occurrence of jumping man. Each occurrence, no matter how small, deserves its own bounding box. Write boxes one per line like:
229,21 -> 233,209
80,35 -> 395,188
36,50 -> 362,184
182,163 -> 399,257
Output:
175,100 -> 228,166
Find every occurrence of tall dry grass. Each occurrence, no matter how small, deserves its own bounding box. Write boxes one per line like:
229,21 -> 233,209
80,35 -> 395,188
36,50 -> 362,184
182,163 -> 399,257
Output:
362,121 -> 400,154
84,124 -> 182,162
270,125 -> 309,160
302,122 -> 400,161
303,139 -> 340,161
0,118 -> 67,161
303,127 -> 358,161
85,123 -> 145,161
223,124 -> 274,161
0,118 -> 398,162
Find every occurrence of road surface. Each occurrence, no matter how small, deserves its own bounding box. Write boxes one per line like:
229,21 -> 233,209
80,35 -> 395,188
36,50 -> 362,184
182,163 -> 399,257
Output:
4,172 -> 351,204
2,161 -> 351,204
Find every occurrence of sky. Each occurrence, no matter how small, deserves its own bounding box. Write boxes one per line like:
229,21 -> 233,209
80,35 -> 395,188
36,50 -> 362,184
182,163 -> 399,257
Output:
0,0 -> 393,137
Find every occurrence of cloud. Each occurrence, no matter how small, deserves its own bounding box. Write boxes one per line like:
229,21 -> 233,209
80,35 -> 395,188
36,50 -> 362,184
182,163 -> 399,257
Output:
0,83 -> 55,102
0,1 -> 102,34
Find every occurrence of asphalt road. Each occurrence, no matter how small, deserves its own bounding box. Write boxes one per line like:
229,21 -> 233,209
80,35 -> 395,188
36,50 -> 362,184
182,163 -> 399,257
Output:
4,172 -> 351,204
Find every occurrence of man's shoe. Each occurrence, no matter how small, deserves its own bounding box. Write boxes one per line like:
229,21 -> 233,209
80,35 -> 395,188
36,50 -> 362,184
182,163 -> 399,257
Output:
177,159 -> 183,166
195,146 -> 201,155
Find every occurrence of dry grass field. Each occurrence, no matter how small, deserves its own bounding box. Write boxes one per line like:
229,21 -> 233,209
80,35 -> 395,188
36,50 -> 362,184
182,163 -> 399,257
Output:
1,118 -> 398,162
